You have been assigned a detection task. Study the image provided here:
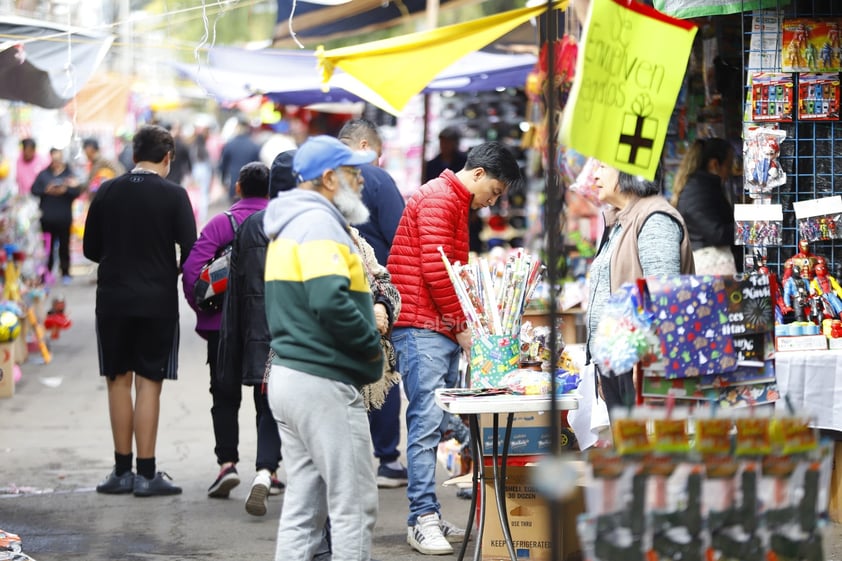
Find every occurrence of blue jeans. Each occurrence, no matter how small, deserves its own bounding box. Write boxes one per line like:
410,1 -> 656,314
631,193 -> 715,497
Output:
392,327 -> 461,526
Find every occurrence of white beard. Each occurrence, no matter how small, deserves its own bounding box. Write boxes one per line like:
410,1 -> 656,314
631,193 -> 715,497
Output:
334,175 -> 370,225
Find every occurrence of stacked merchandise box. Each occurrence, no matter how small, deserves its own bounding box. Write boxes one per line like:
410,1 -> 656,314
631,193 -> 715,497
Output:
641,274 -> 777,407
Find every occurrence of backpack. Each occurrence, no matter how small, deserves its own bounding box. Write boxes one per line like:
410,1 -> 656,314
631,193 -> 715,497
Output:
194,211 -> 238,312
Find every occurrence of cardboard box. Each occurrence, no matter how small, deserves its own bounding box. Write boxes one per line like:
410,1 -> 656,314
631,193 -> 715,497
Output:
480,412 -> 562,456
13,320 -> 28,364
480,465 -> 584,561
0,342 -> 15,398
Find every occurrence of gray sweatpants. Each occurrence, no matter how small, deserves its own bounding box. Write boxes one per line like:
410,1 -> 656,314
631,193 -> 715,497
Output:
267,365 -> 377,561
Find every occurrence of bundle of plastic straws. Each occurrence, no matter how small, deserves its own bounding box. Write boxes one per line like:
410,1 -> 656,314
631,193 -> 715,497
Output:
439,247 -> 544,338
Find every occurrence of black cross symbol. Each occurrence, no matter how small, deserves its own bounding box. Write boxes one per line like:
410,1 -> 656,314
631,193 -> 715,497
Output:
619,115 -> 655,166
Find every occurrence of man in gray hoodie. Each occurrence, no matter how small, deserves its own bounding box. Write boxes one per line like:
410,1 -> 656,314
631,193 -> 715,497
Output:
262,135 -> 382,561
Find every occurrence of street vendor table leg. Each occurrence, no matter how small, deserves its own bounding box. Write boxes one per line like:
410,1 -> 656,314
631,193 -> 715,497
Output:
458,414 -> 483,561
492,413 -> 518,561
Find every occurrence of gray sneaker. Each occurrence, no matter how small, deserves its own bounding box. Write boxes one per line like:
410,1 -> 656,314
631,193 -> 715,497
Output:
133,472 -> 182,497
96,469 -> 135,494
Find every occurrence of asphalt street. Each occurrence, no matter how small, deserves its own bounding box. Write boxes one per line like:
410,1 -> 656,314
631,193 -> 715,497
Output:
0,267 -> 470,561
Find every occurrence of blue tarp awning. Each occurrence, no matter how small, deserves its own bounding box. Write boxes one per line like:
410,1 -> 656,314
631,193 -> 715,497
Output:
175,47 -> 536,109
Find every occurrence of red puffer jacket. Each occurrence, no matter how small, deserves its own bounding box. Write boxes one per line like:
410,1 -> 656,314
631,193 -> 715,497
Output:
387,170 -> 471,340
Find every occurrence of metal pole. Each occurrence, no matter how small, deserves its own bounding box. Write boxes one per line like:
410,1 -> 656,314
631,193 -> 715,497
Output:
543,2 -> 564,561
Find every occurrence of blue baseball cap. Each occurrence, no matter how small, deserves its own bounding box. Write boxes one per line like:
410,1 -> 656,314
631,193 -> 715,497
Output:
293,135 -> 376,183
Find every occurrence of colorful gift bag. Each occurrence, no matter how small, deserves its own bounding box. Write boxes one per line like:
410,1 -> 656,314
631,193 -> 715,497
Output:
470,335 -> 520,389
643,275 -> 739,379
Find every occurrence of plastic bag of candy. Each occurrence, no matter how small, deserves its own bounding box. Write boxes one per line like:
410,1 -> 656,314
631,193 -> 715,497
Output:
591,283 -> 660,374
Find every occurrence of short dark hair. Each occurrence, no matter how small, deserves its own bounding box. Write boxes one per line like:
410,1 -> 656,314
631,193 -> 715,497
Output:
238,162 -> 270,198
20,138 -> 35,150
132,125 -> 174,164
338,118 -> 381,148
49,148 -> 62,155
269,150 -> 296,198
618,166 -> 664,197
464,141 -> 523,192
439,127 -> 461,141
82,138 -> 99,151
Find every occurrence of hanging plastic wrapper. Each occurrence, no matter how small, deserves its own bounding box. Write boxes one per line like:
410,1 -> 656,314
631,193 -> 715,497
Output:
793,195 -> 842,243
744,126 -> 787,199
591,283 -> 660,376
734,203 -> 784,247
569,157 -> 602,208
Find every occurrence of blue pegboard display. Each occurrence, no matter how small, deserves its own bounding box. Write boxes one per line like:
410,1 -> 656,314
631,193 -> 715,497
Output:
744,0 -> 842,276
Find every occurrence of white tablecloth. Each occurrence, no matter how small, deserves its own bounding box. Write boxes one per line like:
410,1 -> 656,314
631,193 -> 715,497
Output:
775,349 -> 842,432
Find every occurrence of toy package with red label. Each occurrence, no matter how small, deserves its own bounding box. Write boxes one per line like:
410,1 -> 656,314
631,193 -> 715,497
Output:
797,72 -> 841,120
750,73 -> 795,122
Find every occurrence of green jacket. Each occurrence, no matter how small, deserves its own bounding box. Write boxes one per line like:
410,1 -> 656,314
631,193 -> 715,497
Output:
263,189 -> 382,388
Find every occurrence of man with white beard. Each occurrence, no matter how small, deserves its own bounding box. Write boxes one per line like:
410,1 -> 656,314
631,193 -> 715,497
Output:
262,135 -> 383,561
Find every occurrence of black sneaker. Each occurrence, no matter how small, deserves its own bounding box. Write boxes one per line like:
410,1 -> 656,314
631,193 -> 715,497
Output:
376,464 -> 408,488
269,473 -> 285,496
133,472 -> 182,497
96,469 -> 135,494
207,464 -> 240,498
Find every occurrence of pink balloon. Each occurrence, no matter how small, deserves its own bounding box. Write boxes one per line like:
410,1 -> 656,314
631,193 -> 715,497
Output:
12,363 -> 21,383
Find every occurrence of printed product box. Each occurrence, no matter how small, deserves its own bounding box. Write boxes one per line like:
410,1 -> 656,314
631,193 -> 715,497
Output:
480,412 -> 557,456
480,465 -> 584,561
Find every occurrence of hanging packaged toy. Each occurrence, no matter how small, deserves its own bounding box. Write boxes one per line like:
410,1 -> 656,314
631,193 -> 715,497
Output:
793,195 -> 842,242
734,204 -> 784,246
743,126 -> 787,198
797,72 -> 841,120
750,72 -> 795,122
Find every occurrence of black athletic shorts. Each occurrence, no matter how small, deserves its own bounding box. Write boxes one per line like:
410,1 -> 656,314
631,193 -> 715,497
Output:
95,316 -> 179,381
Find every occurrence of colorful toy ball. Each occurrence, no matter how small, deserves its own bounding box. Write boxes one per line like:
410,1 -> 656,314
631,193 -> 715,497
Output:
0,311 -> 21,342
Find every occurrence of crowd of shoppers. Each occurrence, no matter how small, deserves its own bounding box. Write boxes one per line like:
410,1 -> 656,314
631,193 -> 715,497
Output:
71,113 -> 743,561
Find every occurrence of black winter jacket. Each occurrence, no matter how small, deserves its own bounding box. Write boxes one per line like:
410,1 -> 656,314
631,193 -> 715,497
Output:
675,171 -> 735,251
217,209 -> 270,388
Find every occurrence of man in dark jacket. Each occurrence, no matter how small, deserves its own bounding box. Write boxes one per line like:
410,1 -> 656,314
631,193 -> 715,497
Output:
217,150 -> 296,517
31,148 -> 81,284
338,118 -> 408,488
219,118 -> 261,201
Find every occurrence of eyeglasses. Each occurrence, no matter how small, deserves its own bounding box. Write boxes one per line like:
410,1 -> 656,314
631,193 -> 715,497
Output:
339,166 -> 363,180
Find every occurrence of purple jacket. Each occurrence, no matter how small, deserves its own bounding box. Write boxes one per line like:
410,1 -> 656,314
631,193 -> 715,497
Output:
182,197 -> 268,336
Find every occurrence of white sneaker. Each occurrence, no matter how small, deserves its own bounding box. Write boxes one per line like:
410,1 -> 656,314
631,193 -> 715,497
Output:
440,517 -> 468,543
245,469 -> 271,516
407,512 -> 453,555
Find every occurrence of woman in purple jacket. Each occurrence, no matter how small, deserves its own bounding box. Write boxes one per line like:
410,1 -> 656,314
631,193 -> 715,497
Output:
182,162 -> 269,498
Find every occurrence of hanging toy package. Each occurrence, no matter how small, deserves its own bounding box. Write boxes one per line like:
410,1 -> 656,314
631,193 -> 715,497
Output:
744,126 -> 787,200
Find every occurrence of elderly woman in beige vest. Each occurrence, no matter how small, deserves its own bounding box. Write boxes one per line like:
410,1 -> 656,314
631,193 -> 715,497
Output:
586,163 -> 695,413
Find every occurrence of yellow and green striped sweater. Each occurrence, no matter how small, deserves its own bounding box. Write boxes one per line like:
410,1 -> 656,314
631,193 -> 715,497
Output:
263,189 -> 383,388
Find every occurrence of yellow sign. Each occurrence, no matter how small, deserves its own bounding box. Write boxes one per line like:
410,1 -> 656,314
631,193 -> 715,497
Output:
561,0 -> 697,180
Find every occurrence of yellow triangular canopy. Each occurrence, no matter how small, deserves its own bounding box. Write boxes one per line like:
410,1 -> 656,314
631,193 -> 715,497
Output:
317,1 -> 568,113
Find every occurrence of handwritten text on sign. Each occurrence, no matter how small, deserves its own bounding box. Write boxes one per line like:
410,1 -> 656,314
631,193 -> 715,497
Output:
561,0 -> 697,181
